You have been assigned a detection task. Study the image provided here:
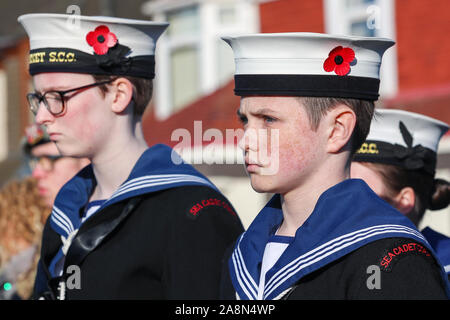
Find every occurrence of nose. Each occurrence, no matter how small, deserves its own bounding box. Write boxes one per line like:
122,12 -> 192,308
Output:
31,164 -> 47,180
34,103 -> 54,126
238,133 -> 246,152
239,127 -> 259,153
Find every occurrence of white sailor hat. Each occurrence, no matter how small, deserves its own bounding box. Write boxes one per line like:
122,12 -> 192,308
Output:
222,32 -> 394,100
18,13 -> 169,79
354,109 -> 449,175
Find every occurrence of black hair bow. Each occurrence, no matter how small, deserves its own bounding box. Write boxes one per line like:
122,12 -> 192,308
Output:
95,43 -> 132,73
387,121 -> 435,173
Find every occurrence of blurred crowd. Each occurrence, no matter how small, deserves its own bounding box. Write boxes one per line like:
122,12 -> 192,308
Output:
0,124 -> 88,299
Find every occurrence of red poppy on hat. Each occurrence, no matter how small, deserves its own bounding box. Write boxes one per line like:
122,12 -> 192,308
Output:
86,25 -> 118,55
323,46 -> 355,76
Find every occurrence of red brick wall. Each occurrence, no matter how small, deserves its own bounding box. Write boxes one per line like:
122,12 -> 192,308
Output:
143,81 -> 241,147
259,0 -> 324,33
396,0 -> 450,91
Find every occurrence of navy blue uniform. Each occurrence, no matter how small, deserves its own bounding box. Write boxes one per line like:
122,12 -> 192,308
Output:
33,144 -> 244,299
223,179 -> 449,300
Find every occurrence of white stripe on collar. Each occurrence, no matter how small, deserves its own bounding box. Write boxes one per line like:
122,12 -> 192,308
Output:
262,224 -> 425,299
51,174 -> 215,237
52,206 -> 75,234
232,234 -> 258,300
232,224 -> 427,300
108,174 -> 214,201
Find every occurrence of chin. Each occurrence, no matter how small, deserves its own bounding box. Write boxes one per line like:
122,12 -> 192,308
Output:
56,143 -> 89,158
45,198 -> 54,209
249,174 -> 280,194
54,142 -> 71,156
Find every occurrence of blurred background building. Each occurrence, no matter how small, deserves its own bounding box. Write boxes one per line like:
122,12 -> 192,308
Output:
1,0 -> 450,232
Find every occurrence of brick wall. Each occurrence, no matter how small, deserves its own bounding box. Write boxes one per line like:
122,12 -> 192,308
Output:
259,0 -> 324,33
143,81 -> 241,147
395,0 -> 450,91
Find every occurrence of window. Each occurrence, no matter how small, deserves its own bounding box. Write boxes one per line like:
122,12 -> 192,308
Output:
324,0 -> 398,98
142,0 -> 259,119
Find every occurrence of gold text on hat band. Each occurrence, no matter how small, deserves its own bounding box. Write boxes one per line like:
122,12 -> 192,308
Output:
29,51 -> 77,64
357,142 -> 379,154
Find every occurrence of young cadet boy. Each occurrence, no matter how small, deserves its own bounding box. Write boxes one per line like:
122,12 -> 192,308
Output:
19,13 -> 243,300
220,33 -> 450,299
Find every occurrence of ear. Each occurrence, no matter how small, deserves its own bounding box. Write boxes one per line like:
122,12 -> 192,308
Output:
325,105 -> 356,153
110,77 -> 134,114
392,187 -> 415,215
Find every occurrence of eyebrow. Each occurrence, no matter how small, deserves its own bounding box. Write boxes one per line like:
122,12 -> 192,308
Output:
34,86 -> 73,94
237,107 -> 278,116
251,108 -> 278,116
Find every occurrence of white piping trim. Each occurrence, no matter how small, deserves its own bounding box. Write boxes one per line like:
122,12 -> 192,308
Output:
264,225 -> 424,298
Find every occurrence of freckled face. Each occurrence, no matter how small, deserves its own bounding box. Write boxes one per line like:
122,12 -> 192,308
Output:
32,72 -> 115,158
238,96 -> 325,194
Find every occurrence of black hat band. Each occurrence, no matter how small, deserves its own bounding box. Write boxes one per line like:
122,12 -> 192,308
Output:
234,74 -> 380,101
28,48 -> 155,79
353,140 -> 437,176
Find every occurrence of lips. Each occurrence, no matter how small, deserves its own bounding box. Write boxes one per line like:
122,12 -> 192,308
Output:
245,157 -> 261,173
246,164 -> 261,173
37,185 -> 47,196
47,132 -> 61,140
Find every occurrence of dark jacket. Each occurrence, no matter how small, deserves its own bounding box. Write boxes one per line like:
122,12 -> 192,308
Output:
221,237 -> 448,299
223,179 -> 450,300
33,145 -> 244,299
34,185 -> 244,299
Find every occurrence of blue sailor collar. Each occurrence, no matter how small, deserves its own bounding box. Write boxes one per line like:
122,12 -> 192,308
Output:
421,227 -> 450,276
50,143 -> 217,242
229,179 -> 448,300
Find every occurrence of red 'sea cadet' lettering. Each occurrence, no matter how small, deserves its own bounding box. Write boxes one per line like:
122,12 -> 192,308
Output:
380,242 -> 431,270
189,198 -> 236,217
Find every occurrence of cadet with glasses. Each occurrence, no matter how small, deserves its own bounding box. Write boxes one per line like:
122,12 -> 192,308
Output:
27,79 -> 117,116
20,14 -> 243,300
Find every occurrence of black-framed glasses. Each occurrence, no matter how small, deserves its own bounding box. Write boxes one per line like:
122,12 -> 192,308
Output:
26,78 -> 117,116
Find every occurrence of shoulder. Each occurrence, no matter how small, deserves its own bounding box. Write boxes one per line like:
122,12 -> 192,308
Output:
422,227 -> 450,247
341,237 -> 448,299
345,237 -> 433,266
340,237 -> 442,277
138,185 -> 242,225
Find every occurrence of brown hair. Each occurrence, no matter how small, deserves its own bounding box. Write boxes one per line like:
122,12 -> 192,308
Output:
93,75 -> 153,117
299,97 -> 375,154
360,162 -> 450,225
0,177 -> 50,299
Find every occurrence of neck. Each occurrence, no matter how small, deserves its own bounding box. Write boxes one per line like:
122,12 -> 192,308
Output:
89,128 -> 148,201
277,157 -> 350,237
